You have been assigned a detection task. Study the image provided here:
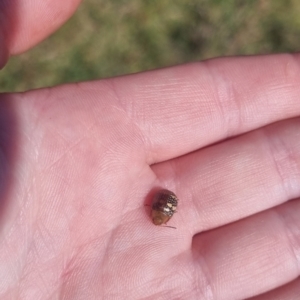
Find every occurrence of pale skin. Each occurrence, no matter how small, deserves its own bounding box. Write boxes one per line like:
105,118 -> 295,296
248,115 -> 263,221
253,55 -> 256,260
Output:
0,1 -> 300,299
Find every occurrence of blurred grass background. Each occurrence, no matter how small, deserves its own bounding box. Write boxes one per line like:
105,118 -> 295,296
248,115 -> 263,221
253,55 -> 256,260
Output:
1,0 -> 300,92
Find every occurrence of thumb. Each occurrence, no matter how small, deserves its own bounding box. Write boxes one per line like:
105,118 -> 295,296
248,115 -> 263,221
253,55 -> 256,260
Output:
0,31 -> 9,69
0,0 -> 82,56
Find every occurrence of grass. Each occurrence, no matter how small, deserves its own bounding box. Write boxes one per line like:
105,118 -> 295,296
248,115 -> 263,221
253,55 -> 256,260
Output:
1,0 -> 300,92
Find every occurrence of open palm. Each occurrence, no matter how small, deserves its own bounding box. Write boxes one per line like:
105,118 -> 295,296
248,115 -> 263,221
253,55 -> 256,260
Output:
1,1 -> 300,299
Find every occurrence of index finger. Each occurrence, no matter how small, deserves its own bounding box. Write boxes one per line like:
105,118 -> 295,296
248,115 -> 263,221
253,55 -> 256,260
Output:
111,54 -> 300,163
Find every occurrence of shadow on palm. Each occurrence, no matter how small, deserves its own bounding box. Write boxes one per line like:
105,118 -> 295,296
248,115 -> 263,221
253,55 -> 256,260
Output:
0,96 -> 19,229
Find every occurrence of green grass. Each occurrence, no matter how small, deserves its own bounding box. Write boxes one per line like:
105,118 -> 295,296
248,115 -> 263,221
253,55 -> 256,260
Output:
1,0 -> 300,92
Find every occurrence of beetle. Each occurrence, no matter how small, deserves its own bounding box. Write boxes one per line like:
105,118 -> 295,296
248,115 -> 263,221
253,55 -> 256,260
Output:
151,189 -> 178,227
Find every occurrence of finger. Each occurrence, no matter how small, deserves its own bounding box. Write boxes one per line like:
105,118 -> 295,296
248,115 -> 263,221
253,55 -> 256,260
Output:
191,199 -> 300,300
0,0 -> 81,55
111,53 -> 300,163
248,277 -> 300,300
152,117 -> 300,233
0,31 -> 9,69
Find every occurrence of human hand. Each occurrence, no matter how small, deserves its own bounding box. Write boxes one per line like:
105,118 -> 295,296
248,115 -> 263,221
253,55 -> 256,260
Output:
1,2 -> 300,300
0,54 -> 299,299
